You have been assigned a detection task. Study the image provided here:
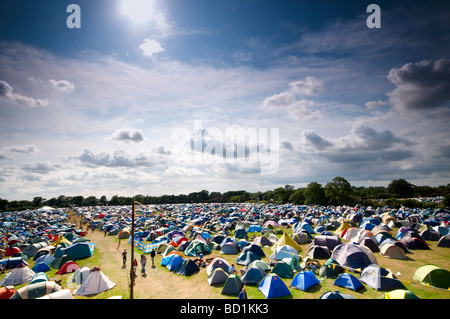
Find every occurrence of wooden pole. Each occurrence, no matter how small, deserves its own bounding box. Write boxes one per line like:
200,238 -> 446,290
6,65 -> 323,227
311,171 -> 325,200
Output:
130,200 -> 135,299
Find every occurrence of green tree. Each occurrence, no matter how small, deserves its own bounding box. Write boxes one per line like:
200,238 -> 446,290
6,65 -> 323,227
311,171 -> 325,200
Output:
289,188 -> 305,205
304,182 -> 327,205
387,179 -> 414,198
325,176 -> 353,205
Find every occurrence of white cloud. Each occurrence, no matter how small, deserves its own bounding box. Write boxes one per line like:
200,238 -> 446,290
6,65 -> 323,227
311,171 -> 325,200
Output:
139,39 -> 165,57
365,99 -> 388,109
0,80 -> 48,108
49,79 -> 76,93
289,77 -> 324,96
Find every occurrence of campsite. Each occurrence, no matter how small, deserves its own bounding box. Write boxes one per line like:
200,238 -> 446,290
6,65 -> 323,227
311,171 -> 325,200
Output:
0,202 -> 449,300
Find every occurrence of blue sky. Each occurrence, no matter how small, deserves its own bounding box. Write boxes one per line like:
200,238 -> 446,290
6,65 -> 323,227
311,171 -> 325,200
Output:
0,0 -> 449,200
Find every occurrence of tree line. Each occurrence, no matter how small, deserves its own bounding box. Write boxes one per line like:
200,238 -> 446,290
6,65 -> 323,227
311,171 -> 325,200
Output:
1,177 -> 449,212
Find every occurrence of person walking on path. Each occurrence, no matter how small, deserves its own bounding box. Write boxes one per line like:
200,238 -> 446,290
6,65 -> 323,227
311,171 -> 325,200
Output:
140,254 -> 147,276
150,249 -> 156,267
122,249 -> 127,268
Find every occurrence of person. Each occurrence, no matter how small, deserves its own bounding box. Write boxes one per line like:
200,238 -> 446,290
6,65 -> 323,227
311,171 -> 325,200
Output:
229,264 -> 237,274
150,249 -> 156,267
133,258 -> 138,278
140,254 -> 147,276
239,287 -> 248,299
122,249 -> 127,268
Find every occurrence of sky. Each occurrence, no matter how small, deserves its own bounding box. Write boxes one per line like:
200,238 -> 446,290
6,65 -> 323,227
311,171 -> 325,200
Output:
0,0 -> 449,201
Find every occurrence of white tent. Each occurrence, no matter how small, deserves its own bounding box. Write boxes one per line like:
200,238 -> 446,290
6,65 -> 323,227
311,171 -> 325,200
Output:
73,266 -> 115,296
0,262 -> 35,286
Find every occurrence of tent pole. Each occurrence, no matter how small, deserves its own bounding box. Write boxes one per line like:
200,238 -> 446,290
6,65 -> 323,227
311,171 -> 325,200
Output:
130,200 -> 135,299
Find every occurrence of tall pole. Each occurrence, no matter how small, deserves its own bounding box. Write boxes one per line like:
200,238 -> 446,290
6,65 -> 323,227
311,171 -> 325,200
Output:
130,200 -> 135,299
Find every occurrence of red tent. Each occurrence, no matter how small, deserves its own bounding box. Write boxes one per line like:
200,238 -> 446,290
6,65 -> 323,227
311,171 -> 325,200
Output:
55,261 -> 80,275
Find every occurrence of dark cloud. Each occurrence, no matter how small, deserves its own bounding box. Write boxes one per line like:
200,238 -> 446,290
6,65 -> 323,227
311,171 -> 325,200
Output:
111,128 -> 144,143
6,144 -> 40,155
21,162 -> 60,174
304,131 -> 333,150
387,58 -> 450,110
351,126 -> 413,150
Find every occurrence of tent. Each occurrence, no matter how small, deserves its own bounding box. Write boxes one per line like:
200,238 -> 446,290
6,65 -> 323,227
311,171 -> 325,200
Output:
258,274 -> 291,299
359,237 -> 380,253
0,257 -> 26,270
166,254 -> 184,272
117,228 -> 130,239
10,281 -> 61,299
206,257 -> 231,275
64,242 -> 93,259
307,245 -> 331,259
401,237 -> 430,250
272,233 -> 302,252
437,235 -> 450,248
174,259 -> 200,276
270,245 -> 299,261
412,265 -> 450,289
292,232 -> 312,245
68,266 -> 91,286
359,264 -> 405,291
207,268 -> 229,285
282,257 -> 301,272
271,261 -> 294,278
184,240 -> 211,257
242,244 -> 266,258
248,260 -> 271,273
236,251 -> 260,266
32,262 -> 51,273
290,271 -> 320,291
0,286 -> 16,299
221,274 -> 243,295
319,263 -> 344,278
37,289 -> 74,299
330,243 -> 376,271
34,253 -> 55,266
383,289 -> 419,299
22,242 -> 48,258
50,254 -> 73,269
311,235 -> 342,251
220,242 -> 240,255
380,243 -> 406,259
420,229 -> 440,241
74,266 -> 116,296
56,261 -> 80,274
0,262 -> 35,286
241,266 -> 267,285
319,291 -> 355,299
252,236 -> 273,247
333,273 -> 364,291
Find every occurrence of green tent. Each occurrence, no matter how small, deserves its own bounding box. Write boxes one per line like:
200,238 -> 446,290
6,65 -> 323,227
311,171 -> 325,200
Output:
184,240 -> 211,257
413,265 -> 450,289
221,274 -> 243,295
271,261 -> 294,278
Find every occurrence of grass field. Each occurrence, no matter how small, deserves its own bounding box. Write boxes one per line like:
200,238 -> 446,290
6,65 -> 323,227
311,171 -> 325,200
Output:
3,211 -> 449,300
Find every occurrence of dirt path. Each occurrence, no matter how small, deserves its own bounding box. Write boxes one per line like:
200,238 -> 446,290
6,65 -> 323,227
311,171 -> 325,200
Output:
85,227 -> 224,299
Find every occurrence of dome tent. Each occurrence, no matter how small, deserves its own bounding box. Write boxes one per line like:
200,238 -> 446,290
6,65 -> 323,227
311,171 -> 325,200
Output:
290,271 -> 320,291
258,274 -> 291,299
413,265 -> 450,289
74,266 -> 116,296
330,243 -> 376,271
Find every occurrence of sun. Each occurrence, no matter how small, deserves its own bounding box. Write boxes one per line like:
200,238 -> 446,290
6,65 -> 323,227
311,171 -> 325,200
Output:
119,0 -> 156,25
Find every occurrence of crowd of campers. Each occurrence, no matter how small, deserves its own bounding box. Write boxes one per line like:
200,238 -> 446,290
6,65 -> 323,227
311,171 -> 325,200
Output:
1,202 -> 449,299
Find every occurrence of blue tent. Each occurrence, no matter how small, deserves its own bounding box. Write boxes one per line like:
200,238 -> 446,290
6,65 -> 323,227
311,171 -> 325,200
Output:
161,254 -> 176,266
290,271 -> 320,291
334,273 -> 364,291
258,274 -> 291,299
248,225 -> 262,233
31,262 -> 51,273
167,255 -> 184,272
320,291 -> 355,299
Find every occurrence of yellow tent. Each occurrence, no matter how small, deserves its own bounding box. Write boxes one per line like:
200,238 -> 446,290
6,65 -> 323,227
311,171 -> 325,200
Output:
271,232 -> 302,252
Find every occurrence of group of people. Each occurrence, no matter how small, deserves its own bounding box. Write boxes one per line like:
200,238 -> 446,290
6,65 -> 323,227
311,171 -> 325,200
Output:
122,248 -> 156,277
